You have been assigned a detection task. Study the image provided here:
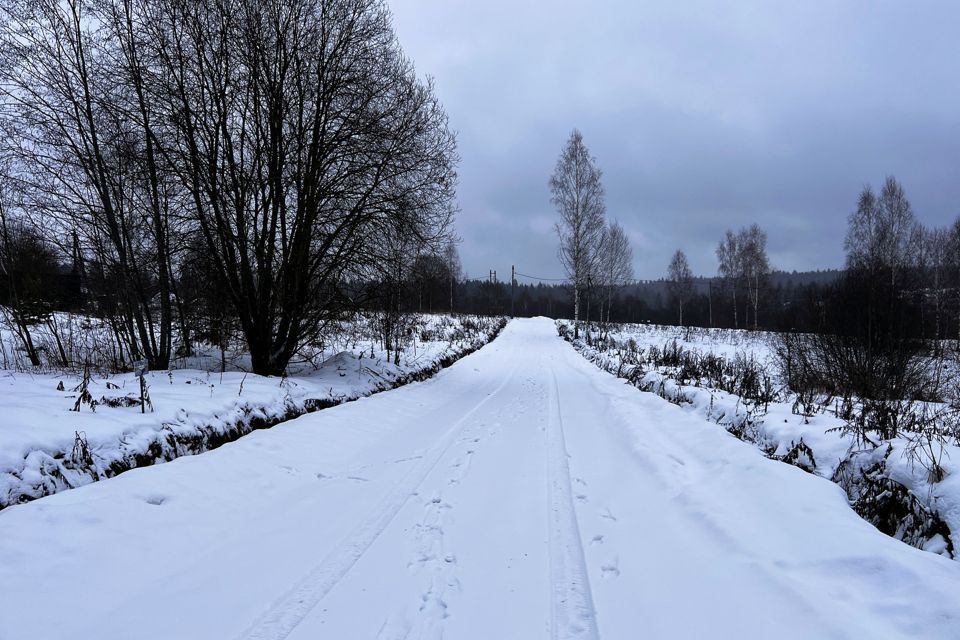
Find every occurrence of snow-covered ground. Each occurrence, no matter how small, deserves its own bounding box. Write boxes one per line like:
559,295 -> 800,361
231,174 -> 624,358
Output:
0,314 -> 504,509
595,321 -> 776,362
1,318 -> 958,639
565,321 -> 960,559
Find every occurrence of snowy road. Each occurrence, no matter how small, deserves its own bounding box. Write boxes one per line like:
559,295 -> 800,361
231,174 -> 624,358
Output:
2,318 -> 959,639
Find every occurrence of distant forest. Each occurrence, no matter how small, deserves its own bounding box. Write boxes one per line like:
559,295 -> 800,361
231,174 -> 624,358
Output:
417,269 -> 843,331
0,258 -> 843,341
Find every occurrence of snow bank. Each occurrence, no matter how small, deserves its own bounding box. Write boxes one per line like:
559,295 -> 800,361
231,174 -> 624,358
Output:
0,315 -> 505,509
560,320 -> 960,559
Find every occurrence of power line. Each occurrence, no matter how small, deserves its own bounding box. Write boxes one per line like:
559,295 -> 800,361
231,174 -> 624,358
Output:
514,271 -> 568,282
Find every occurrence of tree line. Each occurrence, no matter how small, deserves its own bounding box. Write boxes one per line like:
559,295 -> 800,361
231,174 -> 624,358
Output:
0,0 -> 459,376
548,128 -> 959,345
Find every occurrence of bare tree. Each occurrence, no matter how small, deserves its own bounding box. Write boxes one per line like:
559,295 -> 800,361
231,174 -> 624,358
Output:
845,177 -> 922,346
0,170 -> 56,367
716,225 -> 769,330
442,238 -> 462,314
846,177 -> 921,290
0,0 -> 458,376
740,223 -> 770,329
146,0 -> 457,375
0,0 -> 178,369
920,225 -> 951,341
776,180 -> 942,446
597,220 -> 633,326
667,249 -> 693,326
376,217 -> 423,363
845,186 -> 882,275
716,230 -> 742,328
551,129 -> 605,337
952,217 -> 960,341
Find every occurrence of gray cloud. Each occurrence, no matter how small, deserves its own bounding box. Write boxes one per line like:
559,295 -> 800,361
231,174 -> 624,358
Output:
389,0 -> 960,279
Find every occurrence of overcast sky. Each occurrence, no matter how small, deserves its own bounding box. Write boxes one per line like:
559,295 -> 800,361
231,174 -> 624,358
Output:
389,0 -> 960,281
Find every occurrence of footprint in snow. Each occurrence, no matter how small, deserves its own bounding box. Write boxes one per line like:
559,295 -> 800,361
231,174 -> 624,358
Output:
601,558 -> 620,579
667,454 -> 686,467
600,508 -> 617,522
576,494 -> 588,503
590,535 -> 604,545
447,576 -> 462,593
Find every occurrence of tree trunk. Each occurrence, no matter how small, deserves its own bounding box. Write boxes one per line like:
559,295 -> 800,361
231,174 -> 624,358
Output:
732,286 -> 738,329
574,284 -> 580,338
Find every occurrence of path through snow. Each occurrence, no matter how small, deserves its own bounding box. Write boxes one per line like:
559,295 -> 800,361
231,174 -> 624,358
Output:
1,318 -> 959,639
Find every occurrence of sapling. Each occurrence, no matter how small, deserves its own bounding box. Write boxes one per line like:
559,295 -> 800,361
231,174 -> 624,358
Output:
140,375 -> 153,413
71,431 -> 92,466
72,365 -> 96,412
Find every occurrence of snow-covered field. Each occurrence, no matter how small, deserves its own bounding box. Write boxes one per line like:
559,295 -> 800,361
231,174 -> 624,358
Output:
0,314 -> 505,509
1,318 -> 959,640
592,321 -> 777,362
564,321 -> 960,559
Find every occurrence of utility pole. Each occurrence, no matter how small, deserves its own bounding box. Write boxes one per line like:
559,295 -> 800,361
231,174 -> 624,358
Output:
511,265 -> 515,317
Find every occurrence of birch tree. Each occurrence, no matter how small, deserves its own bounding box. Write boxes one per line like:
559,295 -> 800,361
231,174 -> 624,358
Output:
717,225 -> 769,329
740,223 -> 770,329
845,177 -> 921,290
597,220 -> 633,325
667,249 -> 693,326
845,177 -> 921,345
716,230 -> 741,328
442,238 -> 462,314
551,129 -> 605,337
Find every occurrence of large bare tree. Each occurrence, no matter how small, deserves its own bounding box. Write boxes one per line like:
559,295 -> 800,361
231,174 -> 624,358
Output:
0,0 -> 457,375
550,129 -> 605,337
150,0 -> 457,374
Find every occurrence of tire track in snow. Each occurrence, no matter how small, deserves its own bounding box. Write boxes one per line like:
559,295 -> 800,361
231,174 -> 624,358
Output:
561,344 -> 834,634
236,365 -> 519,640
547,367 -> 601,640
